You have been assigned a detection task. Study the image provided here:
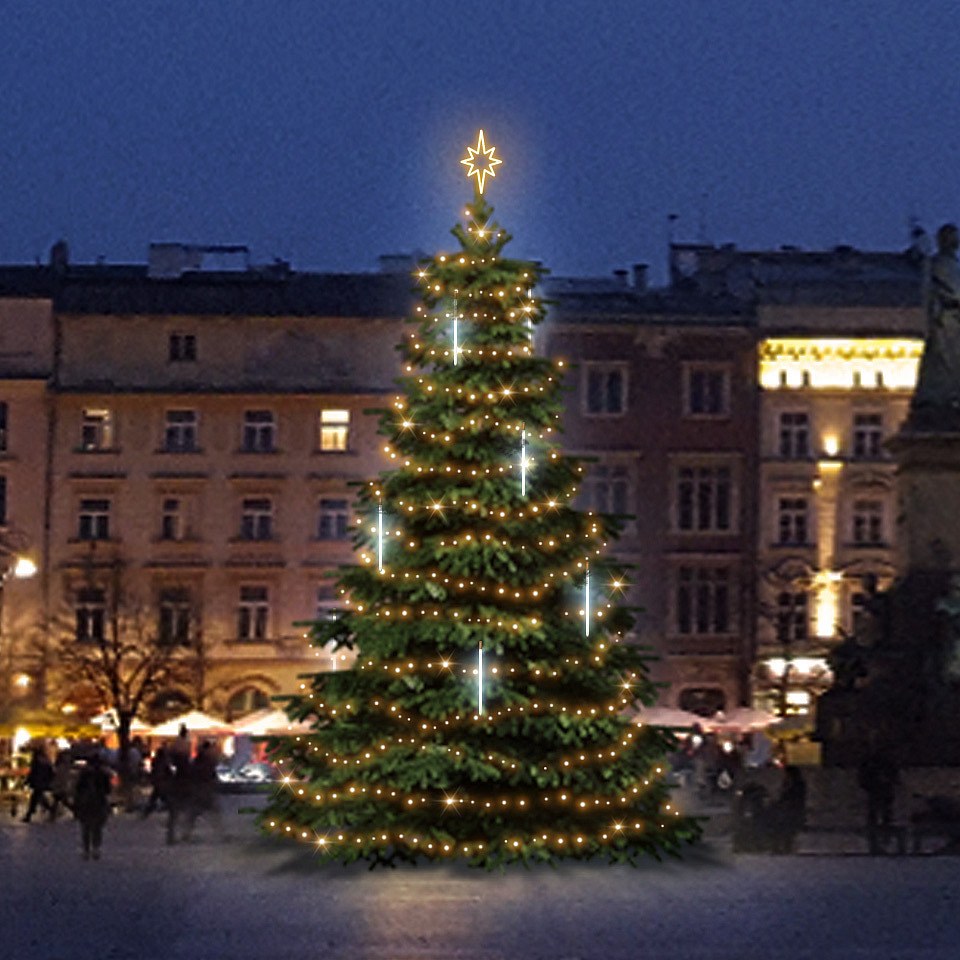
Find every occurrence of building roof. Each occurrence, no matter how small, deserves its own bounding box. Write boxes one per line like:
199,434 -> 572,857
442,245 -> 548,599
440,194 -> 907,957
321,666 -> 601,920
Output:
54,268 -> 416,318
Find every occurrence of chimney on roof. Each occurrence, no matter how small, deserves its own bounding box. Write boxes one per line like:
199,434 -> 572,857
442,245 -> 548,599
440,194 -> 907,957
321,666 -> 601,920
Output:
613,269 -> 629,288
49,238 -> 69,272
632,263 -> 648,291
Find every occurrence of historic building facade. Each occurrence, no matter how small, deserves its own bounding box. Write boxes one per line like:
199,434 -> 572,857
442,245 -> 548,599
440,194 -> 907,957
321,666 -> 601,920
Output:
669,242 -> 925,716
1,248 -> 411,721
540,275 -> 758,714
0,238 -> 931,726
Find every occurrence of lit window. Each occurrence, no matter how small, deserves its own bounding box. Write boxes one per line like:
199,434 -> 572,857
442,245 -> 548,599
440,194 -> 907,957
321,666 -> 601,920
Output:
584,365 -> 626,415
676,465 -> 732,532
78,498 -> 111,541
237,585 -> 269,641
81,409 -> 114,451
319,409 -> 350,452
169,333 -> 197,363
777,497 -> 809,545
75,587 -> 106,643
240,498 -> 273,541
852,499 -> 884,546
158,588 -> 192,645
853,412 -> 884,460
676,567 -> 731,635
317,498 -> 350,540
684,365 -> 729,417
164,410 -> 198,452
242,410 -> 276,453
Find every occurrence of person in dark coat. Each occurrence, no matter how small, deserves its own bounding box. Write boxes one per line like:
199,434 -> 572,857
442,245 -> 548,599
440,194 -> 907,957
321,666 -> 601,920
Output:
770,764 -> 807,853
183,740 -> 224,842
22,744 -> 54,822
73,754 -> 111,860
141,745 -> 172,818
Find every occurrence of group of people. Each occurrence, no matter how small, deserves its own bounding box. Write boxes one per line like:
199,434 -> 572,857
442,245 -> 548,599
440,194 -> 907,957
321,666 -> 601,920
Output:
17,724 -> 226,859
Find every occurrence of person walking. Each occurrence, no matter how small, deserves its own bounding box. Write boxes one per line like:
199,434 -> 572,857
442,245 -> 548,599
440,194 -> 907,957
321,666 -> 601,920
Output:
142,745 -> 172,818
183,740 -> 225,842
73,754 -> 111,861
21,744 -> 54,822
48,749 -> 75,821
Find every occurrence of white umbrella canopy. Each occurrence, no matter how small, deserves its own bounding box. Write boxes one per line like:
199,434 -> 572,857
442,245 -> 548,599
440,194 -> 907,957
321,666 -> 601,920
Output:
702,707 -> 780,733
149,710 -> 233,737
233,708 -> 310,736
634,706 -> 704,729
90,709 -> 152,733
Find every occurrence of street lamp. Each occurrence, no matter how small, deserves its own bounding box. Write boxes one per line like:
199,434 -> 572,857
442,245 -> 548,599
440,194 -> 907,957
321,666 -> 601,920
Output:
0,552 -> 38,708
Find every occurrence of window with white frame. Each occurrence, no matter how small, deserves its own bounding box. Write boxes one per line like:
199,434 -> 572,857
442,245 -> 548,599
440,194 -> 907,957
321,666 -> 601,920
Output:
777,496 -> 809,545
242,410 -> 276,453
75,587 -> 106,643
585,464 -> 630,515
237,585 -> 269,641
675,566 -> 731,635
676,465 -> 732,532
317,497 -> 350,540
158,587 -> 192,645
81,408 -> 114,451
775,590 -> 809,643
316,582 -> 341,622
240,497 -> 273,541
319,409 -> 350,452
852,499 -> 884,545
684,365 -> 729,417
778,411 -> 810,459
853,412 -> 884,460
163,410 -> 198,452
78,498 -> 111,541
584,365 -> 626,415
160,497 -> 184,541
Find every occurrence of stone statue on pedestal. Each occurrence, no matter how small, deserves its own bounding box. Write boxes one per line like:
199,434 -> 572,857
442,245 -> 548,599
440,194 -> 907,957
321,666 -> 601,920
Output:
911,223 -> 960,429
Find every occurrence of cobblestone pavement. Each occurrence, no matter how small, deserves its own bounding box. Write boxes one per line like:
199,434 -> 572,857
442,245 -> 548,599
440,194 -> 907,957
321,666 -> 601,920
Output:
2,800 -> 960,960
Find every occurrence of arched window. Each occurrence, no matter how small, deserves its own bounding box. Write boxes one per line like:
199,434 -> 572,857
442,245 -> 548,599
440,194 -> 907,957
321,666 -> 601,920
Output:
147,688 -> 192,724
226,687 -> 270,720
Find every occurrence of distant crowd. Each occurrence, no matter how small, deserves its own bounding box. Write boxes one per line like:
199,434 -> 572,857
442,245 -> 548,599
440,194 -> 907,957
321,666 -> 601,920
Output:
15,724 -> 228,860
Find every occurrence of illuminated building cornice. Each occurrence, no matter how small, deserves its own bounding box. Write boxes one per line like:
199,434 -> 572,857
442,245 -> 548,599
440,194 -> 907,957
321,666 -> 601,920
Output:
759,337 -> 922,391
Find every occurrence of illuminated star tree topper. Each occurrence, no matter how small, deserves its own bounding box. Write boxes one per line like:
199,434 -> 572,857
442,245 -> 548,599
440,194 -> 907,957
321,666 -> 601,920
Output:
460,129 -> 502,195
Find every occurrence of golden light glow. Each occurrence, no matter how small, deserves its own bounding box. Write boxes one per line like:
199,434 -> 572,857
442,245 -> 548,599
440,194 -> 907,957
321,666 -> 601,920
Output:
813,569 -> 842,638
461,129 -> 502,195
759,337 -> 922,391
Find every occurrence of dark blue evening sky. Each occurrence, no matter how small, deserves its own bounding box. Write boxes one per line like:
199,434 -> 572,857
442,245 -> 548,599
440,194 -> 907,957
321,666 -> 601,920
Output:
1,1 -> 958,281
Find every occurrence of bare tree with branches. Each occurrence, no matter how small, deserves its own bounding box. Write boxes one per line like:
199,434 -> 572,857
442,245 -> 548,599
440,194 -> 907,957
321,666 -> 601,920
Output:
49,558 -> 197,788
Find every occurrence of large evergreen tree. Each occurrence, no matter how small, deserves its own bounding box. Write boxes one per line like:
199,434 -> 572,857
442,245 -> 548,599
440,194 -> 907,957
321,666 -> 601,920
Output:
260,134 -> 700,866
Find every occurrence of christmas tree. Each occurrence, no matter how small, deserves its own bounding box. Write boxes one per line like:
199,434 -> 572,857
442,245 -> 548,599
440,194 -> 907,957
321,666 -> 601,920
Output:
259,131 -> 701,866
